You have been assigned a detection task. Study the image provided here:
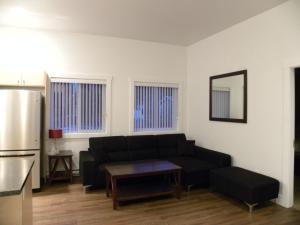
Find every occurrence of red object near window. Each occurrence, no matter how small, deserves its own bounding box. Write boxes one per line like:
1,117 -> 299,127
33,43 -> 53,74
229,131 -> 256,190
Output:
49,129 -> 63,139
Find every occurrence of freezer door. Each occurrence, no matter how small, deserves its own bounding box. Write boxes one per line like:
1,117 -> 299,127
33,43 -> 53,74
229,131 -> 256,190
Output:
0,150 -> 40,189
0,90 -> 41,150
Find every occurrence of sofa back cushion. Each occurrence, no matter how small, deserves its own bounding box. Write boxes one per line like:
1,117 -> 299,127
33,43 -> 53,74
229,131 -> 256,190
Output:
157,133 -> 186,158
89,136 -> 129,163
127,135 -> 158,160
178,140 -> 196,156
194,146 -> 231,167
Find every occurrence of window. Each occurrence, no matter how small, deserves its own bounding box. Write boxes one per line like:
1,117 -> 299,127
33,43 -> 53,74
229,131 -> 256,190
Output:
50,78 -> 108,135
133,83 -> 179,132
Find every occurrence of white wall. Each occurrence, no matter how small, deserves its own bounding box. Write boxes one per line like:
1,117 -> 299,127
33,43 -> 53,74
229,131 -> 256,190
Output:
186,0 -> 300,207
0,27 -> 186,173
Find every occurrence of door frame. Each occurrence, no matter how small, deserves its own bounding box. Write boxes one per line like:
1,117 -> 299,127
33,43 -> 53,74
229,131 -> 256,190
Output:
282,59 -> 300,208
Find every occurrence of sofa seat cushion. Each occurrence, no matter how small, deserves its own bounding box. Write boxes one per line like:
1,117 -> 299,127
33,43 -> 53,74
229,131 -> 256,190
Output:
169,157 -> 216,172
210,167 -> 280,204
168,157 -> 217,186
127,135 -> 159,160
211,167 -> 279,189
107,151 -> 131,162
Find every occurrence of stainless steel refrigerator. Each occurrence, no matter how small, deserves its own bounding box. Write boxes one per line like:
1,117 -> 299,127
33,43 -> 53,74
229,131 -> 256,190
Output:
0,90 -> 41,190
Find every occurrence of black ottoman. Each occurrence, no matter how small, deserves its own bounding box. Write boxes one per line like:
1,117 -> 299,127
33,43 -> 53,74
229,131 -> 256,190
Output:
210,167 -> 279,212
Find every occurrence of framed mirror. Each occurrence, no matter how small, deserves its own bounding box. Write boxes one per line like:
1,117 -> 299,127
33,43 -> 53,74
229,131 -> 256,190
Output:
209,70 -> 247,123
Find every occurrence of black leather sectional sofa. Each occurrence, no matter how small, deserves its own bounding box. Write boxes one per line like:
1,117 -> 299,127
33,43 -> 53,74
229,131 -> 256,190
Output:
79,133 -> 231,189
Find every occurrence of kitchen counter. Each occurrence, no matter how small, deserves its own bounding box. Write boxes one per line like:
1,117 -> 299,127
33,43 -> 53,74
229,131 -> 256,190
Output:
0,157 -> 34,225
0,157 -> 34,197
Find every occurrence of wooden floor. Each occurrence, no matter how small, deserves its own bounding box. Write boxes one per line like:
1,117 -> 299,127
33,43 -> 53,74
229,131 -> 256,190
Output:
33,181 -> 300,225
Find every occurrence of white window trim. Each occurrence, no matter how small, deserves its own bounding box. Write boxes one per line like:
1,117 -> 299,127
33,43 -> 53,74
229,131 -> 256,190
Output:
129,77 -> 183,135
212,87 -> 230,92
46,72 -> 112,139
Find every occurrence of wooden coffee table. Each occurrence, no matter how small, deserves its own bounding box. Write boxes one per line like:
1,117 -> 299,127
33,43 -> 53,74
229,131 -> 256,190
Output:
104,160 -> 182,209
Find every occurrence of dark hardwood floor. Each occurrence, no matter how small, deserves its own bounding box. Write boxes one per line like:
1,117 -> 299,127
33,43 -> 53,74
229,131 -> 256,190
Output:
33,180 -> 300,225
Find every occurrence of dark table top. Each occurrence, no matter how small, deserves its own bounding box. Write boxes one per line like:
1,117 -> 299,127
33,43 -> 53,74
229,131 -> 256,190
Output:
104,160 -> 181,177
0,157 -> 34,197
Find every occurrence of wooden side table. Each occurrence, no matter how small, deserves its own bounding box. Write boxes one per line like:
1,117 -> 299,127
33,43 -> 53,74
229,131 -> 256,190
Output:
48,150 -> 73,184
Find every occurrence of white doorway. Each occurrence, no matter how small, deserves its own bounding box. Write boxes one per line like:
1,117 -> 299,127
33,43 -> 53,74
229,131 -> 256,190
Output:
282,60 -> 300,208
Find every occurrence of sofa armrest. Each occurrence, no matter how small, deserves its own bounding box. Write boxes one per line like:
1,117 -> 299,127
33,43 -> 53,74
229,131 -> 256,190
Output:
194,146 -> 231,168
79,151 -> 97,186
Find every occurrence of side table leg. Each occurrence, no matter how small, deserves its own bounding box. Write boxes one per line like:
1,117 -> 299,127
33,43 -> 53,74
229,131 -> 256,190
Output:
49,158 -> 59,184
48,157 -> 52,184
62,156 -> 73,183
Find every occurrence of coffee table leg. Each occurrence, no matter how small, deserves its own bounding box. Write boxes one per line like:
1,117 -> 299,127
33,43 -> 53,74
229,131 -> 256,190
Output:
111,177 -> 118,210
175,171 -> 181,199
105,172 -> 110,198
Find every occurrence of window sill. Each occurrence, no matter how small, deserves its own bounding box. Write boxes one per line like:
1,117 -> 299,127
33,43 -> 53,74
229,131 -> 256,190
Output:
131,129 -> 181,135
60,132 -> 109,139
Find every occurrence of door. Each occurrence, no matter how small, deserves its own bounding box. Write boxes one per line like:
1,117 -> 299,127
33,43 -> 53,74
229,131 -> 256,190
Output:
0,90 -> 41,150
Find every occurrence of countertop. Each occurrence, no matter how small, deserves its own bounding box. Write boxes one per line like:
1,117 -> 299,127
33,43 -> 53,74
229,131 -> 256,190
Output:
0,157 -> 34,197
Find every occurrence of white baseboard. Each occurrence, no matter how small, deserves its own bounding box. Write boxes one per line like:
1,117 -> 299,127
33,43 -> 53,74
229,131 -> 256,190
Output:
275,194 -> 293,208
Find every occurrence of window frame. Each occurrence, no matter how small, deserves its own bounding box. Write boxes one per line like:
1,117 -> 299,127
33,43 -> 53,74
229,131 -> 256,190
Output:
46,73 -> 112,139
129,78 -> 183,135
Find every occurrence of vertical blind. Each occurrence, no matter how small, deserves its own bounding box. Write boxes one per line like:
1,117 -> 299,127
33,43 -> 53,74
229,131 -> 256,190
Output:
50,81 -> 106,133
212,90 -> 230,118
134,85 -> 178,132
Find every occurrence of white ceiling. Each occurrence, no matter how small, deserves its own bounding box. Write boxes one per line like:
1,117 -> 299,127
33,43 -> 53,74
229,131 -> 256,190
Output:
0,0 -> 288,46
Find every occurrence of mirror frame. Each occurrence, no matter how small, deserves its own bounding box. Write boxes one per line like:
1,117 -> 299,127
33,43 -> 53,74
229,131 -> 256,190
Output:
209,70 -> 247,123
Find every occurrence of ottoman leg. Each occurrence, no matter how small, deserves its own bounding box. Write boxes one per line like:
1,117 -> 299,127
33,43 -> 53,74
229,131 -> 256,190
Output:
245,202 -> 258,213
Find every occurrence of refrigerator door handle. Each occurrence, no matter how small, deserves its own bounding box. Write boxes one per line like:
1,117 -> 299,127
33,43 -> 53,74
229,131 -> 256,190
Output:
0,153 -> 35,158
